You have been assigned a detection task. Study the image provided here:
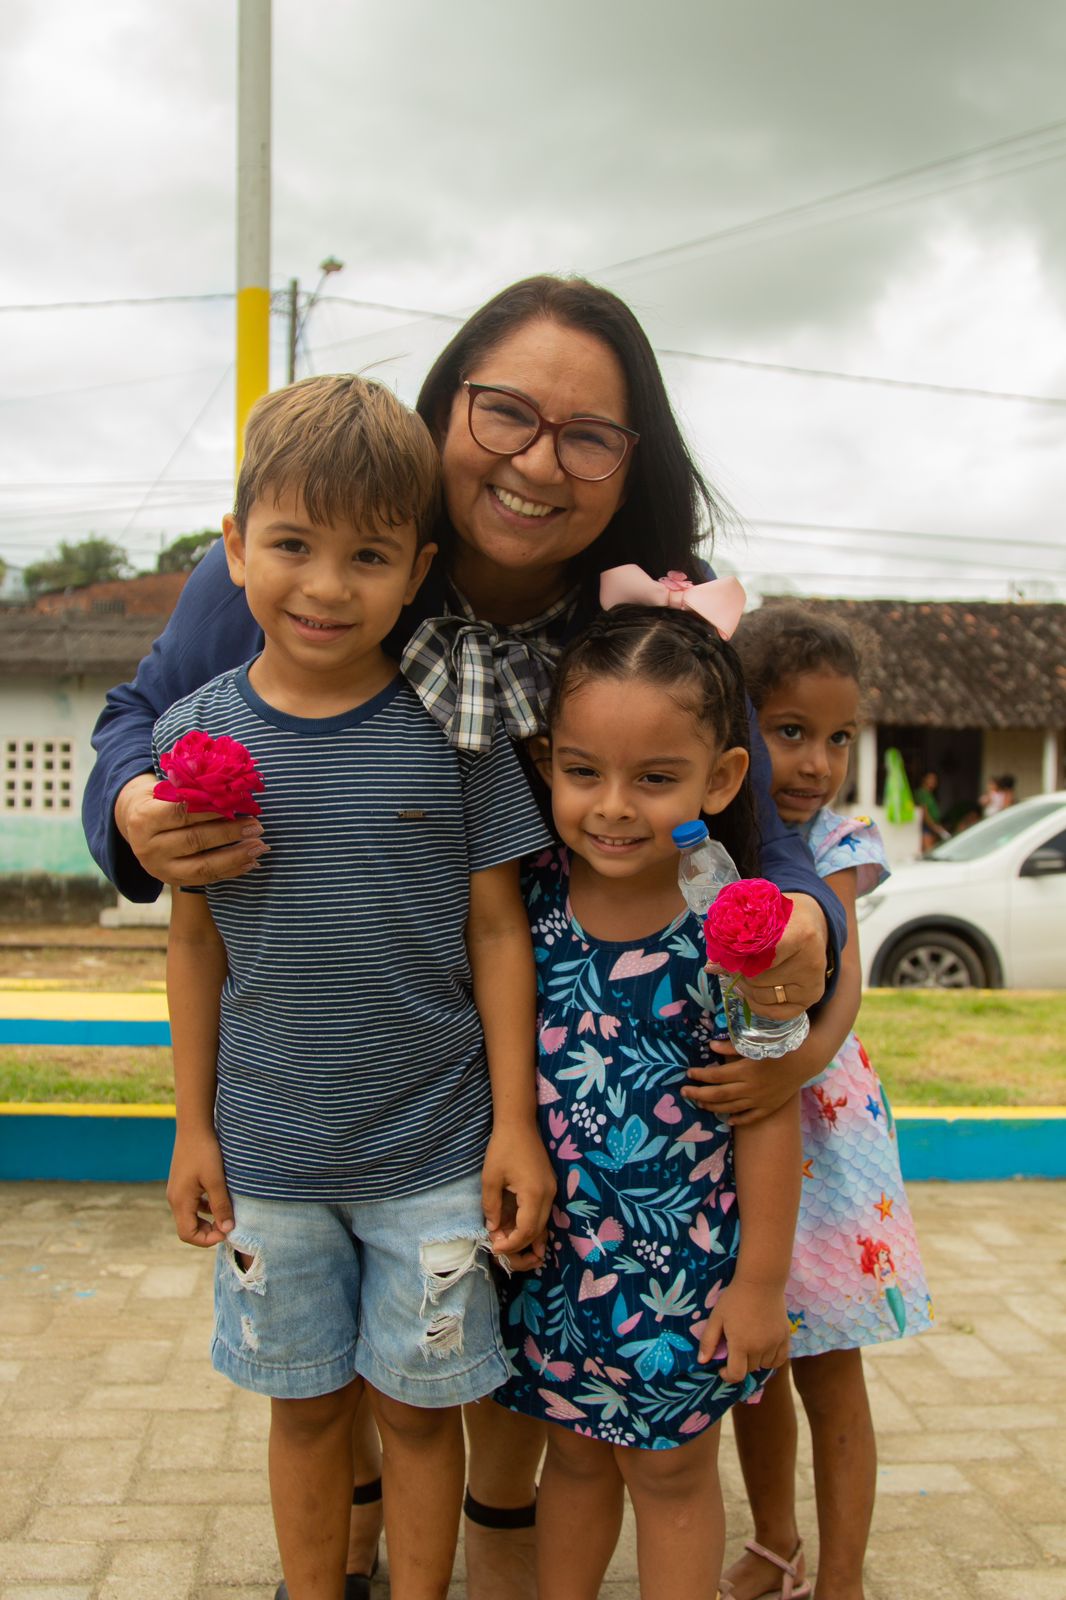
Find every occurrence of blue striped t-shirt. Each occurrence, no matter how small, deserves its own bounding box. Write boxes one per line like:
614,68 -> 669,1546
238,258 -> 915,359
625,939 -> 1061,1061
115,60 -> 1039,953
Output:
153,666 -> 553,1203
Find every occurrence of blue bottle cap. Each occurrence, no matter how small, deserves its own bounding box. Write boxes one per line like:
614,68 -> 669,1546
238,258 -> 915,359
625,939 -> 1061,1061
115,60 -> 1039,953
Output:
672,820 -> 709,849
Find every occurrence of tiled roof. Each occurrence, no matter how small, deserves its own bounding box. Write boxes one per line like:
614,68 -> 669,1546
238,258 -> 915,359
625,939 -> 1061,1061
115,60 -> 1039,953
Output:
32,572 -> 189,617
762,598 -> 1066,729
0,611 -> 167,679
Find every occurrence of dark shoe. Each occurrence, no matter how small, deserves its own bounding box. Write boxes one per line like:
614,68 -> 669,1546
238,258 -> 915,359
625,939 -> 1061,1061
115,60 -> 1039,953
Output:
274,1575 -> 374,1600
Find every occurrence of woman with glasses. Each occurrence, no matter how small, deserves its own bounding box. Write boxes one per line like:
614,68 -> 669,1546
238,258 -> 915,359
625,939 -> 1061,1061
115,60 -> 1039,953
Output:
84,274 -> 845,1600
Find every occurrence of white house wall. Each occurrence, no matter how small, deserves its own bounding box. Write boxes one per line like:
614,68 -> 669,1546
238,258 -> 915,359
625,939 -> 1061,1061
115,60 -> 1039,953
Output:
0,675 -> 113,877
981,728 -> 1046,801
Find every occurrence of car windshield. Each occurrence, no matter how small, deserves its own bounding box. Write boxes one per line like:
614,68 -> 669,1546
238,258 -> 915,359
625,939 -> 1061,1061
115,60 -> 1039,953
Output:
926,799 -> 1066,863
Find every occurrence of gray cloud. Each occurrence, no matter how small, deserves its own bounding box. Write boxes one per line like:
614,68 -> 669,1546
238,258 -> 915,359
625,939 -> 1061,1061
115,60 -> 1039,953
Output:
1,0 -> 1064,595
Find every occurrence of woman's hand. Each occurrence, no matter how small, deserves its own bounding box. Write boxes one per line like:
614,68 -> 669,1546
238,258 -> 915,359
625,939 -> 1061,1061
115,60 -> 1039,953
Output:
116,773 -> 269,888
698,1278 -> 790,1385
711,892 -> 827,1017
166,1127 -> 234,1248
481,1121 -> 556,1269
683,1045 -> 812,1127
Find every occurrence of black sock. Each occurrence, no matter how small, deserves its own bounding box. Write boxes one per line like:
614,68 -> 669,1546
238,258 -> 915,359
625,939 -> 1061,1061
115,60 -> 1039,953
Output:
352,1476 -> 382,1506
463,1489 -> 537,1529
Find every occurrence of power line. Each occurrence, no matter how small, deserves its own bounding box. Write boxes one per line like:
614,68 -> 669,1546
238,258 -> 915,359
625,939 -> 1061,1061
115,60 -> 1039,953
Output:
0,292 -> 234,314
318,294 -> 463,325
3,288 -> 1063,415
0,479 -> 230,490
0,366 -> 233,406
119,366 -> 233,540
659,350 -> 1066,408
749,516 -> 1066,554
736,528 -> 1062,577
597,119 -> 1066,277
726,561 -> 1065,587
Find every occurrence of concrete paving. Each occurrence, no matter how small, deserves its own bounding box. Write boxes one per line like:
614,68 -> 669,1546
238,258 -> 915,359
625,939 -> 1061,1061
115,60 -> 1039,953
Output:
1,1179 -> 1064,1599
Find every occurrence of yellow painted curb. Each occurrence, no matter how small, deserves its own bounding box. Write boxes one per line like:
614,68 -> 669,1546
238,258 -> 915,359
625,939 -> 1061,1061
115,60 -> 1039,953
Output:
0,991 -> 169,1021
0,1102 -> 176,1118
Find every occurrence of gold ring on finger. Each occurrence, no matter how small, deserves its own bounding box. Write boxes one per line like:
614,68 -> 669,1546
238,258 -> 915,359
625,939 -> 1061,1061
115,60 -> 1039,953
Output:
773,984 -> 787,1005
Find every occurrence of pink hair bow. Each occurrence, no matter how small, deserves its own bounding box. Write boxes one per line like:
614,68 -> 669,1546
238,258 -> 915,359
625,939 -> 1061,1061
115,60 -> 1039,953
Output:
598,565 -> 746,640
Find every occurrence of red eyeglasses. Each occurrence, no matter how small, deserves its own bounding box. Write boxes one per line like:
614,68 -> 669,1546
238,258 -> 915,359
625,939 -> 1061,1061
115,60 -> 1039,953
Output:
464,383 -> 639,482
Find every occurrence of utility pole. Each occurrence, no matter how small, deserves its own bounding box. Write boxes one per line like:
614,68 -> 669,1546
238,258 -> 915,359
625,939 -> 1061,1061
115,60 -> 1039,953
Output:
284,258 -> 344,384
235,0 -> 271,466
286,278 -> 299,384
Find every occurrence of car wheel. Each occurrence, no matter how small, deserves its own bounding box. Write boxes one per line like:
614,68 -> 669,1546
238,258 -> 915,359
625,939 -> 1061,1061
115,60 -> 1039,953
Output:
884,929 -> 987,988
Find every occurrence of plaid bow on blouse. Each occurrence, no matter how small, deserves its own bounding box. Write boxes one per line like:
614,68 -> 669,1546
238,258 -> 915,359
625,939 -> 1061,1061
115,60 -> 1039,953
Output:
400,587 -> 578,754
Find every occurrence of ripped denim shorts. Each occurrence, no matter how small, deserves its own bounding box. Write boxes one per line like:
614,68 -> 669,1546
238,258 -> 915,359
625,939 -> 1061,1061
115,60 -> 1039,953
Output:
211,1172 -> 509,1406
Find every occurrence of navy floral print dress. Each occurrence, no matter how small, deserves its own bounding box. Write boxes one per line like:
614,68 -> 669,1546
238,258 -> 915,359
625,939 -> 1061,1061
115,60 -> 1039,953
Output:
496,847 -> 768,1450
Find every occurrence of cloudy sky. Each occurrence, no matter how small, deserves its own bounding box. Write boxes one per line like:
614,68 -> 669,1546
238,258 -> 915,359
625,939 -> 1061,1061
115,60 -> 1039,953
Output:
2,0 -> 1065,600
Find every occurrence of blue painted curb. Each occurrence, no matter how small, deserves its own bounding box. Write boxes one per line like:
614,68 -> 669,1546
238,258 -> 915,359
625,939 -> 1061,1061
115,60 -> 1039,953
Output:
1,1107 -> 1063,1183
1,1110 -> 176,1182
0,1020 -> 171,1047
895,1114 -> 1065,1181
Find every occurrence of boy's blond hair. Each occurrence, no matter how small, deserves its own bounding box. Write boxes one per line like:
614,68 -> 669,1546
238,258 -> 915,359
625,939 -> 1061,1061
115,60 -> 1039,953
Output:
234,375 -> 441,545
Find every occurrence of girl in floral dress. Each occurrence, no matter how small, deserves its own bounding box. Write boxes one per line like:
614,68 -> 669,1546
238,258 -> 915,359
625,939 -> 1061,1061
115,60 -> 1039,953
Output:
497,604 -> 802,1600
703,606 -> 932,1600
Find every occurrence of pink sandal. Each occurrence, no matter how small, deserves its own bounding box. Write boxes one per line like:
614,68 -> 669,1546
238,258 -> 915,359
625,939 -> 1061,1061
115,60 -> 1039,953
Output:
741,1539 -> 811,1600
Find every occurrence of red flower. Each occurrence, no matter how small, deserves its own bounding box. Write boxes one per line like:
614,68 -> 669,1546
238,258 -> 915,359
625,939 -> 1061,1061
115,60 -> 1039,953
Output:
703,878 -> 792,978
154,730 -> 265,818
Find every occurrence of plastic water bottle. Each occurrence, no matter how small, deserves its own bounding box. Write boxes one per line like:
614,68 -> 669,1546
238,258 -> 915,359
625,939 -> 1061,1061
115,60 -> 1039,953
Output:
674,819 -> 740,916
672,821 -> 811,1060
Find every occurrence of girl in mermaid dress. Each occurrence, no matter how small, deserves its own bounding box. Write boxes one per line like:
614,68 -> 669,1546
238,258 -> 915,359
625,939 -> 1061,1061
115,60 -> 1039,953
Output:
702,606 -> 932,1600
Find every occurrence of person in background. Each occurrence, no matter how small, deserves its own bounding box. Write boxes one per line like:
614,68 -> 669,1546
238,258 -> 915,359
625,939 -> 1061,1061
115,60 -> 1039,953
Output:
980,773 -> 1016,817
913,770 -> 949,853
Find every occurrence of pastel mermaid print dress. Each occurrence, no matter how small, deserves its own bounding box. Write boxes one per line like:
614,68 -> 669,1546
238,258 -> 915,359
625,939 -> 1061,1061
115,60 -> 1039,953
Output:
787,809 -> 933,1356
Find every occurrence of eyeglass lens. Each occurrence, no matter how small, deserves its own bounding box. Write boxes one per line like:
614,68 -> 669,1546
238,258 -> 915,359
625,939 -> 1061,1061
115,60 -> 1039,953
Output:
469,388 -> 629,481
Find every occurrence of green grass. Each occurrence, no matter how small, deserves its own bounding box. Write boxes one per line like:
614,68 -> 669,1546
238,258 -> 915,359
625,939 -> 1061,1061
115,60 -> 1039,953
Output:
0,1046 -> 175,1105
1,990 -> 1064,1107
859,990 -> 1066,1107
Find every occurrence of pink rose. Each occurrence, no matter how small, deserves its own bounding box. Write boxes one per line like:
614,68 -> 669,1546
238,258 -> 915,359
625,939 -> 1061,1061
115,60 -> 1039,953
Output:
703,878 -> 792,978
154,730 -> 265,818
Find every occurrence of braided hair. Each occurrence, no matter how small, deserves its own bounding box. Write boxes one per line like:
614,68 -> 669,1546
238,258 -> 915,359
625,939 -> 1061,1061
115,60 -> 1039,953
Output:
548,604 -> 760,877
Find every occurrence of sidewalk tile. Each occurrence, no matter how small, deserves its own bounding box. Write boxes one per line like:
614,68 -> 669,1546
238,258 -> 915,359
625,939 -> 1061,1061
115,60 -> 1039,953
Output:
1,1545 -> 101,1583
142,1412 -> 229,1470
198,1506 -> 281,1585
42,1440 -> 141,1506
876,1462 -> 972,1494
878,1429 -> 1019,1463
975,1572 -> 1066,1599
28,1506 -> 202,1543
98,1544 -> 198,1600
1,1589 -> 93,1600
3,1409 -> 149,1442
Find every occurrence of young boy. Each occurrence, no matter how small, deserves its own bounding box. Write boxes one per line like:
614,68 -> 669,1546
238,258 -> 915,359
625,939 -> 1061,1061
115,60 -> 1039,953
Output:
155,376 -> 555,1600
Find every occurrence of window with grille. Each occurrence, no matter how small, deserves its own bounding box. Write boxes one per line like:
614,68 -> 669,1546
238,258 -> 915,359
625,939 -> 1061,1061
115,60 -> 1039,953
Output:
2,738 -> 75,814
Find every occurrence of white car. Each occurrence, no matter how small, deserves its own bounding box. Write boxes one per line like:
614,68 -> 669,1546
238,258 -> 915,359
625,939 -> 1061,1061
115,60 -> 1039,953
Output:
858,792 -> 1066,988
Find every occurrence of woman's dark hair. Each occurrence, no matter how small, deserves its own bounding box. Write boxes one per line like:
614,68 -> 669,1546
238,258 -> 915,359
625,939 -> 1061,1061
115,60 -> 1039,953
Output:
417,274 -> 729,587
732,604 -> 862,711
548,604 -> 760,878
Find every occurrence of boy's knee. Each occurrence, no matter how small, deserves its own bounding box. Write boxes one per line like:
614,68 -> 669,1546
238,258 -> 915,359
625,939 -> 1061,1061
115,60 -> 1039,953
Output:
373,1393 -> 463,1447
271,1378 -> 363,1439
